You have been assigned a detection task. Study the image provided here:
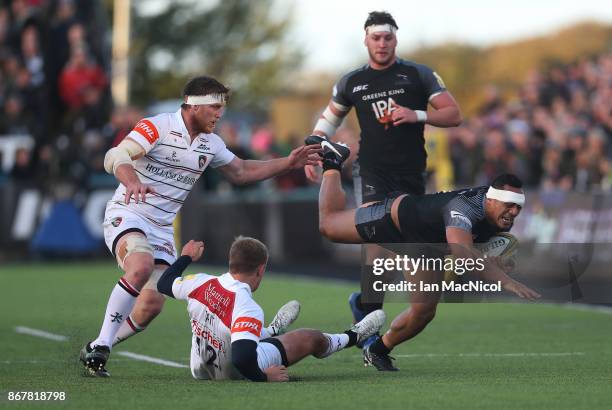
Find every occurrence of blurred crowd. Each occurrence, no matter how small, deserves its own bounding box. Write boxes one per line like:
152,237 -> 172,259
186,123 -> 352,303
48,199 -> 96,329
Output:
0,1 -> 610,195
0,0 -> 110,185
447,54 -> 612,192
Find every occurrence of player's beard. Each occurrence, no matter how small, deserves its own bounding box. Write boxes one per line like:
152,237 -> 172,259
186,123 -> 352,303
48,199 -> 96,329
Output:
368,48 -> 395,68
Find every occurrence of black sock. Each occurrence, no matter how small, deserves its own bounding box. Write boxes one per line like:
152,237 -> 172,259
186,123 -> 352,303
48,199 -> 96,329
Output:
344,330 -> 358,347
369,336 -> 391,355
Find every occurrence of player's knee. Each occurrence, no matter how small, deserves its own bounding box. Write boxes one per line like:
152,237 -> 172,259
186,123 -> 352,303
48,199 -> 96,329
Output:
126,260 -> 155,288
307,330 -> 328,358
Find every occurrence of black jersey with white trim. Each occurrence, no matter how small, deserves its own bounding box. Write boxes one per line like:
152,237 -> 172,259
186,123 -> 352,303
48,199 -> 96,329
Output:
332,58 -> 446,172
397,186 -> 501,243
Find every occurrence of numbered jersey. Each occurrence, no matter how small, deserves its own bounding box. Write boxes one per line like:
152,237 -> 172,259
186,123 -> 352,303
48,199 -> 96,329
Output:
108,110 -> 235,226
332,58 -> 446,172
172,272 -> 264,380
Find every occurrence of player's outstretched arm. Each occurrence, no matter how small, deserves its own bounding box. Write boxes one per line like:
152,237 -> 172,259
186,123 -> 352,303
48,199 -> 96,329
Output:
156,240 -> 204,298
446,228 -> 540,300
217,146 -> 321,185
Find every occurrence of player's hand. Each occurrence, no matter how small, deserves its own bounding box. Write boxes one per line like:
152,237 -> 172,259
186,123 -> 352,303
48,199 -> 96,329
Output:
124,181 -> 155,204
503,279 -> 541,300
288,145 -> 322,169
304,164 -> 323,183
264,365 -> 289,382
390,99 -> 418,126
181,240 -> 204,261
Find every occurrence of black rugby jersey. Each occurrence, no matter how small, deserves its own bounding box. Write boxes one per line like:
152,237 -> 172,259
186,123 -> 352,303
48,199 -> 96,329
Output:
397,186 -> 504,243
333,58 -> 445,172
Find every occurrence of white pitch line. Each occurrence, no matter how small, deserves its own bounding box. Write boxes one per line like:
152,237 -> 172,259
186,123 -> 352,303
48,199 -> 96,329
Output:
390,352 -> 585,358
116,351 -> 189,368
14,326 -> 68,342
13,326 -> 189,369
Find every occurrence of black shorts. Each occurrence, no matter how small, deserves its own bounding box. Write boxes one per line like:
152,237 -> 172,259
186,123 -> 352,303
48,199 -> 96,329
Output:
355,194 -> 448,257
353,162 -> 425,205
354,195 -> 404,244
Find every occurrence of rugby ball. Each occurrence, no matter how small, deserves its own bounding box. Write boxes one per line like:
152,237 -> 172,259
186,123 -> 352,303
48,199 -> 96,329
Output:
477,233 -> 519,258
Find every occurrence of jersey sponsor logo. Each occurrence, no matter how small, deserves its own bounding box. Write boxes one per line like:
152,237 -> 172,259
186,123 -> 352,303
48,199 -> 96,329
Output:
110,217 -> 122,227
164,151 -> 180,163
197,143 -> 211,151
372,97 -> 397,130
144,163 -> 198,186
231,316 -> 262,337
352,84 -> 368,93
134,119 -> 159,144
191,319 -> 227,353
188,279 -> 236,328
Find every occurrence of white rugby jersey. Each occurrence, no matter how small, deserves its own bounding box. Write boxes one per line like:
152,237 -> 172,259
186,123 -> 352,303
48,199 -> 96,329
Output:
109,109 -> 235,226
172,272 -> 264,380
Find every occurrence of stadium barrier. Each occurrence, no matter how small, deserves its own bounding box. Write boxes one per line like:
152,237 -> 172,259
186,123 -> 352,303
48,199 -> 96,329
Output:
0,184 -> 611,300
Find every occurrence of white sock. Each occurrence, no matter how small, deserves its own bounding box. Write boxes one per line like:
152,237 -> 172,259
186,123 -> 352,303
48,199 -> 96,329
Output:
92,278 -> 140,349
113,315 -> 145,346
319,333 -> 350,358
261,327 -> 273,339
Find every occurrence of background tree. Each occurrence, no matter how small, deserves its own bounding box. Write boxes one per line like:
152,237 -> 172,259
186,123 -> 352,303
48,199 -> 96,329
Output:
128,0 -> 302,114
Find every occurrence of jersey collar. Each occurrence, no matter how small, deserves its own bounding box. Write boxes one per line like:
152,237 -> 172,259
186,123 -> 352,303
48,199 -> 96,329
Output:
173,109 -> 192,143
219,272 -> 253,296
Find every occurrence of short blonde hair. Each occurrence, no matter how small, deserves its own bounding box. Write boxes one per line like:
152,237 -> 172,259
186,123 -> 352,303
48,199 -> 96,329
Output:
228,236 -> 268,274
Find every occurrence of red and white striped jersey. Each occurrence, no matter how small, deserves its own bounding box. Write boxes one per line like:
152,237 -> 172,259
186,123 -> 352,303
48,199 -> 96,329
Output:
172,272 -> 264,380
109,109 -> 235,226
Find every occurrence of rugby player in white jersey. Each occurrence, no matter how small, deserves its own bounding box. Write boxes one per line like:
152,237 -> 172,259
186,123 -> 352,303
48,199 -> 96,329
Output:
80,76 -> 321,377
157,237 -> 386,382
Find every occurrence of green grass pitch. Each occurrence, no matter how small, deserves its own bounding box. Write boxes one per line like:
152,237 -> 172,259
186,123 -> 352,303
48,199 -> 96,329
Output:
1,262 -> 611,409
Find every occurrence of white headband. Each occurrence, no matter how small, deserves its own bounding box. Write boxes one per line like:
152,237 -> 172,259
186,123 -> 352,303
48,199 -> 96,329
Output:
365,24 -> 397,35
184,93 -> 227,105
486,186 -> 525,206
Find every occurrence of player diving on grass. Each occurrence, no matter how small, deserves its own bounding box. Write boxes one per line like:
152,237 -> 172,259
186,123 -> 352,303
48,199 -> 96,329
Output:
156,237 -> 386,382
306,136 -> 541,371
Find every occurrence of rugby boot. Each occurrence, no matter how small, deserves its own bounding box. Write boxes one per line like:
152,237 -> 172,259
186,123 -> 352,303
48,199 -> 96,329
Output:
81,343 -> 111,377
267,300 -> 301,336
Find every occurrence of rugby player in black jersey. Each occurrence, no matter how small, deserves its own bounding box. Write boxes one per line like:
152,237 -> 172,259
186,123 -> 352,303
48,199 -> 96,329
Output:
304,11 -> 462,349
308,139 -> 540,371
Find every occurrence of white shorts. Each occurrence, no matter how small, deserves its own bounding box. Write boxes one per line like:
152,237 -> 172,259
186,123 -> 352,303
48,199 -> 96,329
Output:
190,339 -> 284,381
103,204 -> 177,289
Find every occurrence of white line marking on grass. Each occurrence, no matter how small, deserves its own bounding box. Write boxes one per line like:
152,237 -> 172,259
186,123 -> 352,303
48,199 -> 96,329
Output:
389,352 -> 585,358
116,351 -> 189,368
13,326 -> 188,369
562,303 -> 612,315
14,326 -> 68,342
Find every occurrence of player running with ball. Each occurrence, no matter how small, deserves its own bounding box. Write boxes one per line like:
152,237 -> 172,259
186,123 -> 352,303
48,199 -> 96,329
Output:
307,138 -> 540,371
